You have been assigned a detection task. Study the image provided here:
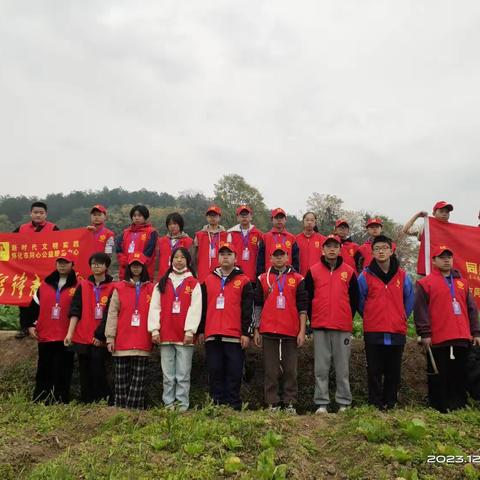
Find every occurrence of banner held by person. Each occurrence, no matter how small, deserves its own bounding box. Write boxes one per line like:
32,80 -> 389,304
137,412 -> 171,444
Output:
0,228 -> 95,306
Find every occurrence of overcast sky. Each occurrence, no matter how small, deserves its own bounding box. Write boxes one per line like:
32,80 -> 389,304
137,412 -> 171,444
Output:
1,0 -> 479,225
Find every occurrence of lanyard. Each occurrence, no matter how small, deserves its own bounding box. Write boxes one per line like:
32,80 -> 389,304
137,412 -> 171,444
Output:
171,279 -> 185,300
240,228 -> 250,248
134,282 -> 141,310
93,285 -> 101,304
274,233 -> 286,245
220,276 -> 228,293
55,286 -> 61,304
169,238 -> 179,252
130,232 -> 138,243
444,273 -> 456,299
209,231 -> 219,250
93,226 -> 105,240
276,273 -> 286,294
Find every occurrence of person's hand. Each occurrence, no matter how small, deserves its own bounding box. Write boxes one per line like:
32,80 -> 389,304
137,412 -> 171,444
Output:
28,327 -> 38,340
92,338 -> 102,347
421,337 -> 432,349
64,335 -> 72,347
183,334 -> 194,345
253,329 -> 262,348
107,342 -> 115,353
197,334 -> 205,345
152,334 -> 161,345
297,331 -> 306,348
472,337 -> 480,346
240,335 -> 250,350
86,225 -> 96,231
417,211 -> 428,218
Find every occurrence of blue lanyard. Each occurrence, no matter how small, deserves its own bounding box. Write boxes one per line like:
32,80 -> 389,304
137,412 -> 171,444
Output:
134,282 -> 141,310
55,286 -> 61,304
274,233 -> 286,245
171,279 -> 185,300
210,232 -> 219,250
169,238 -> 178,252
241,229 -> 250,248
276,273 -> 286,294
220,276 -> 228,292
93,286 -> 101,304
444,274 -> 456,299
93,226 -> 105,240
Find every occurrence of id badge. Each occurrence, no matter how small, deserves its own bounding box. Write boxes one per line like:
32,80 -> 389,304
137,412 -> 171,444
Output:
210,247 -> 216,258
216,294 -> 225,310
276,294 -> 286,309
131,311 -> 141,327
95,304 -> 103,320
172,300 -> 181,314
51,304 -> 61,320
242,248 -> 250,261
128,241 -> 135,253
452,299 -> 461,316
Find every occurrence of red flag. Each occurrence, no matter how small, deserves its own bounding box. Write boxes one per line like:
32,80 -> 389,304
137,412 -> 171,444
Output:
418,217 -> 480,307
0,228 -> 94,306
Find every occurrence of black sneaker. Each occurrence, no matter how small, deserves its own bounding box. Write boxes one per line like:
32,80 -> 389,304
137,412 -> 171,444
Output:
15,329 -> 28,339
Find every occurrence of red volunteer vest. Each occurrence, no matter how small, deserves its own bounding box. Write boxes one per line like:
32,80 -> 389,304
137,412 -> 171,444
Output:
263,229 -> 296,270
92,225 -> 115,254
159,276 -> 199,342
157,236 -> 194,279
340,240 -> 359,272
114,281 -> 154,352
296,232 -> 325,276
18,221 -> 57,233
310,261 -> 355,332
118,224 -> 157,280
362,269 -> 407,334
204,272 -> 250,338
195,230 -> 228,282
258,270 -> 303,337
417,270 -> 472,344
228,227 -> 263,281
72,279 -> 115,345
36,280 -> 78,342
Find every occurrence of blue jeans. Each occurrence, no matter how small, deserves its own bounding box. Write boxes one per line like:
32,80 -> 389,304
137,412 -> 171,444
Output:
160,345 -> 194,410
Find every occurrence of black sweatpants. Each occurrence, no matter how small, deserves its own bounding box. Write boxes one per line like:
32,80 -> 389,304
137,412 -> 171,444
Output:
33,341 -> 74,404
427,345 -> 469,413
365,344 -> 404,409
205,340 -> 245,410
77,346 -> 111,403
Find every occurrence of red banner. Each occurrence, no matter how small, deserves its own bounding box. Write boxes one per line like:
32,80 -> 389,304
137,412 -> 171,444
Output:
0,228 -> 94,306
417,217 -> 480,307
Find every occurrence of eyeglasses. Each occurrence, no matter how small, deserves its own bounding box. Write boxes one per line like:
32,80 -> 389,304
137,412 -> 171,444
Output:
372,246 -> 391,252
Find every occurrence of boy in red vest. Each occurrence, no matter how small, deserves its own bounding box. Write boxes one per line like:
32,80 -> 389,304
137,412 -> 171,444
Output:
254,244 -> 307,413
358,235 -> 414,409
227,205 -> 263,284
13,201 -> 59,338
333,219 -> 359,272
193,205 -> 227,283
355,218 -> 384,273
64,252 -> 115,403
25,253 -> 78,403
414,246 -> 480,412
305,235 -> 358,413
198,242 -> 253,410
86,205 -> 115,255
256,208 -> 299,275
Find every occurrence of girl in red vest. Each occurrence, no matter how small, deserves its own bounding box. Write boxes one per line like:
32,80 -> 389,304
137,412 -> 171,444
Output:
415,246 -> 480,412
115,205 -> 159,281
333,219 -> 359,272
358,235 -> 414,410
193,205 -> 227,282
64,253 -> 115,403
295,212 -> 325,276
253,244 -> 308,413
157,212 -> 193,280
25,253 -> 77,403
104,253 -> 154,409
86,205 -> 115,255
148,247 -> 201,411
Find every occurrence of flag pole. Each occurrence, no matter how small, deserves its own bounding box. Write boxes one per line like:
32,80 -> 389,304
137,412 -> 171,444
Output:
424,216 -> 431,275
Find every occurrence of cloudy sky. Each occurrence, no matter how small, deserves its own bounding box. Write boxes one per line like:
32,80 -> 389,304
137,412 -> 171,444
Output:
1,0 -> 479,225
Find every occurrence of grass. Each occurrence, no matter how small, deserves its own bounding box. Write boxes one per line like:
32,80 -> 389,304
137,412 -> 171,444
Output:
0,305 -> 19,330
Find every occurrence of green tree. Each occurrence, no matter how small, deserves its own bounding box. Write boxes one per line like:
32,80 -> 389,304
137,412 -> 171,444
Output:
0,214 -> 14,232
306,193 -> 344,235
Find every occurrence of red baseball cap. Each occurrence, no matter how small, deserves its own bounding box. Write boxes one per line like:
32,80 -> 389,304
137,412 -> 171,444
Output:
90,204 -> 107,215
236,205 -> 253,215
218,241 -> 236,253
271,208 -> 287,218
56,252 -> 75,263
431,245 -> 454,259
433,201 -> 453,212
271,243 -> 288,254
128,252 -> 147,265
206,205 -> 222,216
335,219 -> 349,228
366,217 -> 383,227
322,234 -> 341,246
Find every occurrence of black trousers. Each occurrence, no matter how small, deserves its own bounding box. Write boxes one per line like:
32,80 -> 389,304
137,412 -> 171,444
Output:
34,341 -> 74,404
77,346 -> 111,403
427,346 -> 469,413
205,340 -> 245,410
365,344 -> 404,409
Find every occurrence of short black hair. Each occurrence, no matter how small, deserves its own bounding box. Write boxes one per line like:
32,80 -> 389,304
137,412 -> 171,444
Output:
165,212 -> 184,231
31,201 -> 47,212
371,235 -> 393,249
130,205 -> 150,220
89,252 -> 111,268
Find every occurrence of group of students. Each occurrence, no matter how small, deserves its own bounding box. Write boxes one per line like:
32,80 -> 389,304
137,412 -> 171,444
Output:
13,199 -> 480,414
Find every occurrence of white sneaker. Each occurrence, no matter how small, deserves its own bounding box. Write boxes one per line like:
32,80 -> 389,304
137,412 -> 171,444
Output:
315,406 -> 328,414
338,406 -> 349,412
284,404 -> 297,415
268,405 -> 281,412
165,403 -> 175,411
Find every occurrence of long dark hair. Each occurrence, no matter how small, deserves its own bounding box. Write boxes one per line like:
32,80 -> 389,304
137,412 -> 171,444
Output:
303,211 -> 319,233
125,262 -> 150,283
158,247 -> 196,293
